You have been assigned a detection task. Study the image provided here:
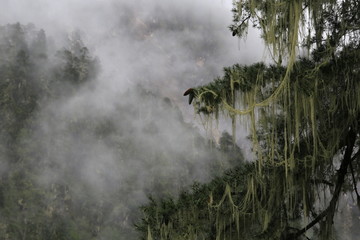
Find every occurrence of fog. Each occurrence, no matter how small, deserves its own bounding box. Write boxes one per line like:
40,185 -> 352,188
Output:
0,0 -> 266,238
1,1 -> 359,239
0,0 -> 265,128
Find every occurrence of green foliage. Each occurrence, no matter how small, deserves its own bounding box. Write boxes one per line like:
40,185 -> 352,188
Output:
0,23 -> 101,240
142,1 -> 360,239
137,162 -> 254,240
0,23 -> 239,239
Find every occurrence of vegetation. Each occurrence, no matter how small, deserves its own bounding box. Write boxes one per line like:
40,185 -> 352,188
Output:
1,0 -> 359,239
138,0 -> 360,239
0,23 -> 101,240
0,23 -> 238,239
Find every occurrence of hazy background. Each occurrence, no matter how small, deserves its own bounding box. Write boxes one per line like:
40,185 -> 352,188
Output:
0,0 -> 264,98
0,0 -> 265,183
0,0 -> 267,141
0,0 -> 265,238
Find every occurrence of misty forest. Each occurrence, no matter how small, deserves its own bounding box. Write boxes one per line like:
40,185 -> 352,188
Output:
0,0 -> 359,240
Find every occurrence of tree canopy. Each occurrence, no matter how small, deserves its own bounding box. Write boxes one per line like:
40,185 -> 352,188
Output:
140,0 -> 360,239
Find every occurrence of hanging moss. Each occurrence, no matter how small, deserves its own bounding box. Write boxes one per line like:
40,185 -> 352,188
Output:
191,3 -> 358,237
142,1 -> 360,239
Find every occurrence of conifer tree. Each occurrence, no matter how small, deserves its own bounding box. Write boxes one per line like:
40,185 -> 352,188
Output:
141,1 -> 360,239
185,0 -> 360,239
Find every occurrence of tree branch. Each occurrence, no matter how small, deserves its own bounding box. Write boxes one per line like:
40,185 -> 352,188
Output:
326,129 -> 356,224
349,161 -> 360,199
285,129 -> 357,240
310,179 -> 334,186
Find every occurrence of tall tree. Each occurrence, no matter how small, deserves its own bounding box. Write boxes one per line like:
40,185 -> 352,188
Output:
135,1 -> 360,240
183,0 -> 360,239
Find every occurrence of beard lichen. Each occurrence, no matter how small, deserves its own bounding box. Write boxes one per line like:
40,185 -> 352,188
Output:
145,0 -> 359,239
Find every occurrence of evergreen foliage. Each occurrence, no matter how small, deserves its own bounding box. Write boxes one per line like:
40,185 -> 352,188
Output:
0,23 -> 237,239
140,0 -> 360,239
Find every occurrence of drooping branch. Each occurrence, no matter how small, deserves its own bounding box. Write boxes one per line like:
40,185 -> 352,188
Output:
349,161 -> 360,199
310,179 -> 334,187
285,129 -> 357,240
231,15 -> 251,36
284,209 -> 328,240
325,129 -> 356,225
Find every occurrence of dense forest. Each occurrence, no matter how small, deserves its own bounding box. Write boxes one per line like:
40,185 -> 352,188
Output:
1,0 -> 360,240
0,23 -> 241,239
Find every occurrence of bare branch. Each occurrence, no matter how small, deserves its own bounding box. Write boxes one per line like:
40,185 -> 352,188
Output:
285,130 -> 357,240
349,161 -> 360,199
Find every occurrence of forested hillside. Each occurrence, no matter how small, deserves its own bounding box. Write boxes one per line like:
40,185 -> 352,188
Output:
1,0 -> 360,239
0,23 -> 241,239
